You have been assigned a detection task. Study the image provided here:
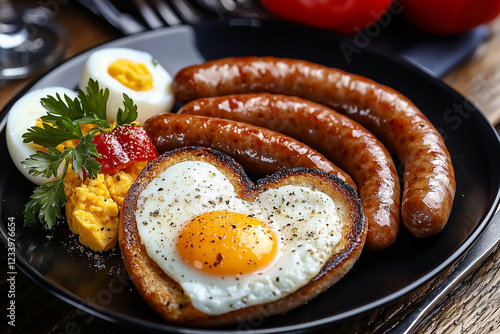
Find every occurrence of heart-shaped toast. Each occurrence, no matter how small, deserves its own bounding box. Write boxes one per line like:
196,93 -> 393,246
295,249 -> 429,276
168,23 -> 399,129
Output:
120,146 -> 367,327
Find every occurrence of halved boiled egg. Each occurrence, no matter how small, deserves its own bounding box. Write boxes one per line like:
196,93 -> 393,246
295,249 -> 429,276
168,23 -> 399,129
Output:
6,87 -> 78,185
79,48 -> 174,124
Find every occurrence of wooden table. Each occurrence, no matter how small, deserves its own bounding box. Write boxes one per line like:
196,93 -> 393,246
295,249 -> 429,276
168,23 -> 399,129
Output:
1,1 -> 499,333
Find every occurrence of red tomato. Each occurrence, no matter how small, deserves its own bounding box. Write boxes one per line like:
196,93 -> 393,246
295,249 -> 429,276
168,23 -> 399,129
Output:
92,125 -> 158,175
400,0 -> 500,34
92,132 -> 131,175
112,125 -> 159,162
260,0 -> 393,34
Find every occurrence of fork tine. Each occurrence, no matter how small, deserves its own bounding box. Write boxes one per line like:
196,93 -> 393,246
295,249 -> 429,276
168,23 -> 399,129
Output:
149,0 -> 182,26
219,0 -> 237,11
92,0 -> 146,35
132,0 -> 164,29
194,0 -> 269,20
169,0 -> 203,24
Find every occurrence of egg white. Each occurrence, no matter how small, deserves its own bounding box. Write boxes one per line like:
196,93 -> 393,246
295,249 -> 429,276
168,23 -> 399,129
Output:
79,47 -> 174,124
136,161 -> 343,315
6,87 -> 78,185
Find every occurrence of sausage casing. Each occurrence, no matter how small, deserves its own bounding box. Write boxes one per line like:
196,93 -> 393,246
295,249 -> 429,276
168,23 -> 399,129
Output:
179,93 -> 400,250
173,57 -> 456,238
143,113 -> 355,188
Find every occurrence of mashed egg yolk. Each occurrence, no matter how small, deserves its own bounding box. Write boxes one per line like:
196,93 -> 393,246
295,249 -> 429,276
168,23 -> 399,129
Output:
64,161 -> 147,252
176,210 -> 278,276
108,59 -> 153,91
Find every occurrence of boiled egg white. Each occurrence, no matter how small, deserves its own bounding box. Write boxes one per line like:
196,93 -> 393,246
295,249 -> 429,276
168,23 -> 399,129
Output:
6,87 -> 78,185
135,160 -> 343,315
79,48 -> 174,124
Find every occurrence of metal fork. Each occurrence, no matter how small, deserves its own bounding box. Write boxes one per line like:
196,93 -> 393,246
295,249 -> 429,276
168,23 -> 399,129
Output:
79,0 -> 267,35
94,0 -> 146,35
195,0 -> 270,19
131,0 -> 203,29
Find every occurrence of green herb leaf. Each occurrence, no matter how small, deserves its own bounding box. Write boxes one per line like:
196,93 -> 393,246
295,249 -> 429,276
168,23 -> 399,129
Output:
21,147 -> 67,178
78,78 -> 110,124
24,175 -> 67,229
40,93 -> 84,122
116,93 -> 138,126
22,122 -> 80,148
70,133 -> 101,180
21,79 -> 138,229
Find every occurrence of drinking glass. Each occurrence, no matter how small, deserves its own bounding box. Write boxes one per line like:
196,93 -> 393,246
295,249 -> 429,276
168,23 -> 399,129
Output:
0,0 -> 68,80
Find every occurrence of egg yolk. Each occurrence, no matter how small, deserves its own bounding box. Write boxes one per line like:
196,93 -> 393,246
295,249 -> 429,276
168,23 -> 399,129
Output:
176,210 -> 278,276
107,59 -> 153,91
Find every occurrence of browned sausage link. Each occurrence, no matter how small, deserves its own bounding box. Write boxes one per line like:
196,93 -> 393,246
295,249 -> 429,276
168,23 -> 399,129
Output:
178,93 -> 400,251
143,113 -> 355,188
173,57 -> 456,239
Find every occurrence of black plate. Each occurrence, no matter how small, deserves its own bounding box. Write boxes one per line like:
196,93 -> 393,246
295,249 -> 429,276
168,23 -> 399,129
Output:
1,20 -> 500,333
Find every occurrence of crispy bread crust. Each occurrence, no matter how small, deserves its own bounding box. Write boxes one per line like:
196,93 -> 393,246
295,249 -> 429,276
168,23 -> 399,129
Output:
119,146 -> 367,327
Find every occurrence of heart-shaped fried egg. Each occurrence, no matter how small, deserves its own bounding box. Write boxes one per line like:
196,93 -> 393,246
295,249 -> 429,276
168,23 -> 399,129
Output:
120,146 -> 366,326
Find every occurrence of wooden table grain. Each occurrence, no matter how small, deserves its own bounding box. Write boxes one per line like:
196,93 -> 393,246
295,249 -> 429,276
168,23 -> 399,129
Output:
1,1 -> 499,334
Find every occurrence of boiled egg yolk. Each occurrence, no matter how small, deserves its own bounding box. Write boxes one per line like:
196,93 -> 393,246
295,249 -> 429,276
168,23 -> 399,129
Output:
176,210 -> 278,276
107,59 -> 153,91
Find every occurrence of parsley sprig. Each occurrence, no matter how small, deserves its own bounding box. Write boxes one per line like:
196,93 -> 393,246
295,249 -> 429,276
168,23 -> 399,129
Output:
22,79 -> 138,229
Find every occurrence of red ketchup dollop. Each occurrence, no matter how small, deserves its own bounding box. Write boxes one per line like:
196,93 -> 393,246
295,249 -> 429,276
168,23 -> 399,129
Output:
92,124 -> 159,175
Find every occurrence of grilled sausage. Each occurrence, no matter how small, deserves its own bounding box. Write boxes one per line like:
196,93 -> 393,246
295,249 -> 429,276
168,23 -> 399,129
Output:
173,57 -> 456,239
178,93 -> 400,250
143,113 -> 355,188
